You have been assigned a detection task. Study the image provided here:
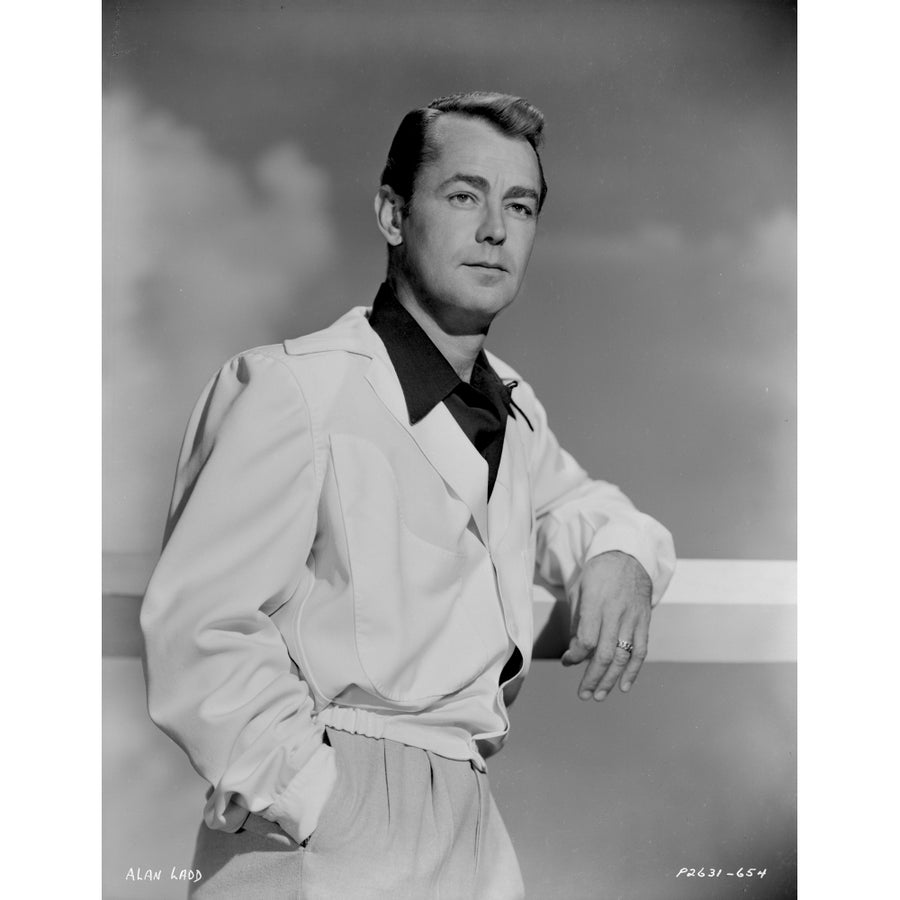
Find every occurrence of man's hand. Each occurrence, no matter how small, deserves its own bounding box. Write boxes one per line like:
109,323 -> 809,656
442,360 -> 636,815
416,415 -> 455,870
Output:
561,550 -> 652,700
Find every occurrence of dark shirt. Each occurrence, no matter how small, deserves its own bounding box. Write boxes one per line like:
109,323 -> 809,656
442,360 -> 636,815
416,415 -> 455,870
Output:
367,283 -> 517,500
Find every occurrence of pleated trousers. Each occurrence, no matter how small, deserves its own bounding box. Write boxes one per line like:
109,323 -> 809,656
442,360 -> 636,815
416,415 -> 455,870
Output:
189,726 -> 526,899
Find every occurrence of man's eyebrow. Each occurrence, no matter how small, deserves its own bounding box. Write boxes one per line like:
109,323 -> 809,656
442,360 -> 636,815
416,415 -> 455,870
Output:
438,173 -> 490,192
503,185 -> 539,204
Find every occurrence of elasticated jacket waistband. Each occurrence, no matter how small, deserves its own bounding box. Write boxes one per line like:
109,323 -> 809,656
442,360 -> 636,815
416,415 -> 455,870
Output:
315,704 -> 490,772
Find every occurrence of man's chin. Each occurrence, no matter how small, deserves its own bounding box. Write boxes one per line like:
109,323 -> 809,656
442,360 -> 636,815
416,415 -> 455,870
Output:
442,288 -> 516,333
402,277 -> 518,335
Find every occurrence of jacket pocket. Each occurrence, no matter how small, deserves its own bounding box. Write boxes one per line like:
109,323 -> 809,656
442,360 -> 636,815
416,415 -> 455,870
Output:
238,812 -> 300,849
330,433 -> 490,703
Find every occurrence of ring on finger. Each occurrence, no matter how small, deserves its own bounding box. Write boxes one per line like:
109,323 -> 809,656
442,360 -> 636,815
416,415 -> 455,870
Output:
616,639 -> 634,654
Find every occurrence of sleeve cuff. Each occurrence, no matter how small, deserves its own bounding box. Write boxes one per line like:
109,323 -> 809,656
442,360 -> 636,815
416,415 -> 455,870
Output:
260,740 -> 338,845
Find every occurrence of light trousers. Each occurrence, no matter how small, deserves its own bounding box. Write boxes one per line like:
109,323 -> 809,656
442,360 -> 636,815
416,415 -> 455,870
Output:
189,726 -> 526,899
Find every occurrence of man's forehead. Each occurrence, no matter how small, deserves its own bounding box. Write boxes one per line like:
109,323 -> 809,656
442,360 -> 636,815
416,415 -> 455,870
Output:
425,114 -> 540,185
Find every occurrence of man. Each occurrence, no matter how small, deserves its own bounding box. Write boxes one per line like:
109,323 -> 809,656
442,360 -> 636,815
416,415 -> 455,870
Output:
141,92 -> 675,899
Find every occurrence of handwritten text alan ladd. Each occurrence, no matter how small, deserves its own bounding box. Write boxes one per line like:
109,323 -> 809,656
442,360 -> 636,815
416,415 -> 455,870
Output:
125,867 -> 202,883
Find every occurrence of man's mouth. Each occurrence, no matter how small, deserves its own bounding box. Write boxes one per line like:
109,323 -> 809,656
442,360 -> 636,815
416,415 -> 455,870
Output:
464,262 -> 507,272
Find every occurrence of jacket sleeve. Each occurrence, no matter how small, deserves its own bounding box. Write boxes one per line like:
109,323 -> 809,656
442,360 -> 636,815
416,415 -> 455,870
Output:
140,350 -> 336,845
517,379 -> 676,608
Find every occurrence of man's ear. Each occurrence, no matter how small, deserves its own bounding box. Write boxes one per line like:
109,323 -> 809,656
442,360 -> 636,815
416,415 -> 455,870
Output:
374,186 -> 405,246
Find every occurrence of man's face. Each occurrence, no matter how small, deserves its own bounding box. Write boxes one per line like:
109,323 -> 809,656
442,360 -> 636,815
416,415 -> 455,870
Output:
395,114 -> 541,334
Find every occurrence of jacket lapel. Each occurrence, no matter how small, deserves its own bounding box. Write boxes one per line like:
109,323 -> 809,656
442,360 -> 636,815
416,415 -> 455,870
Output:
364,355 -> 489,541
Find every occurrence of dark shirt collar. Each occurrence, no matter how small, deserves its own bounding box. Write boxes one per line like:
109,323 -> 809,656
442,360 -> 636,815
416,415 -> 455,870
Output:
367,282 -> 514,425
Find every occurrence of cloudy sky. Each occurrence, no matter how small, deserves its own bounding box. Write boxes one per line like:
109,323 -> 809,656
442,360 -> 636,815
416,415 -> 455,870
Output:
103,0 -> 796,559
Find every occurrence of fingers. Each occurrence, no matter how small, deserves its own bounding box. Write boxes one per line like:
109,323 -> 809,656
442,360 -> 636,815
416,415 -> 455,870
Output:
579,640 -> 632,700
619,625 -> 649,693
576,612 -> 649,701
561,593 -> 599,667
574,606 -> 622,698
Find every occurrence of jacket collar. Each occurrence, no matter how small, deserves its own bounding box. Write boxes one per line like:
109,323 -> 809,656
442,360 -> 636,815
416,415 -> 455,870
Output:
282,305 -> 380,359
367,282 -> 459,425
367,282 -> 516,429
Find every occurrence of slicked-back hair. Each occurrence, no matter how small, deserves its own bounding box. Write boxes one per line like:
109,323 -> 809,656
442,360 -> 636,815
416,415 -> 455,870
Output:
380,91 -> 548,214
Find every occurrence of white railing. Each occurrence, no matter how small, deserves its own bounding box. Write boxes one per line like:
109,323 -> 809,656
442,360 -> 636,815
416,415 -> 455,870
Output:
103,553 -> 796,662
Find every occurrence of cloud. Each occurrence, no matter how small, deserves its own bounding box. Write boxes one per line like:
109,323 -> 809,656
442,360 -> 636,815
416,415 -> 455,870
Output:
103,91 -> 336,554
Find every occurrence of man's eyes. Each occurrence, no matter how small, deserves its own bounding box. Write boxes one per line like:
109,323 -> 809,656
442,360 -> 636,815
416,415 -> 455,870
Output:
447,193 -> 535,217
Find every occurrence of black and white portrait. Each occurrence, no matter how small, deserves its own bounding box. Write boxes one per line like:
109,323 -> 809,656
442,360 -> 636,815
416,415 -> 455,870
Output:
99,3 -> 798,898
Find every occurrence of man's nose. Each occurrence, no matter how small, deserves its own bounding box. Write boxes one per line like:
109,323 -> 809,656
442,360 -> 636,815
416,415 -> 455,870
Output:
475,202 -> 507,245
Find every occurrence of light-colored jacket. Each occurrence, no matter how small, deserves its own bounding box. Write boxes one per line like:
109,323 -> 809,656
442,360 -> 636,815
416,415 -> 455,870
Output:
141,306 -> 676,845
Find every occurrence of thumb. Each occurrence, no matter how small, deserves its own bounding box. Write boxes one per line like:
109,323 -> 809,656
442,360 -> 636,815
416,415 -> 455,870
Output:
561,637 -> 591,667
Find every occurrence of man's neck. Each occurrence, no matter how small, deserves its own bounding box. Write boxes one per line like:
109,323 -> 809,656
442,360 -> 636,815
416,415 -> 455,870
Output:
390,279 -> 487,383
